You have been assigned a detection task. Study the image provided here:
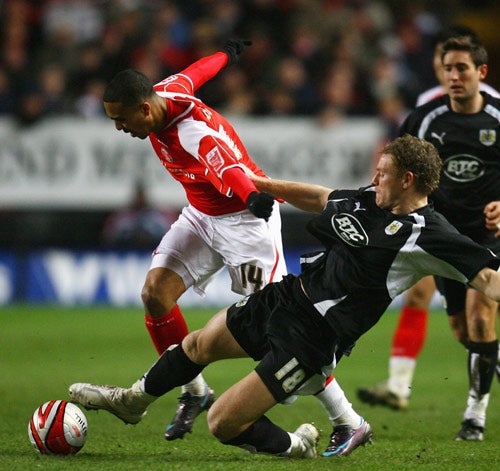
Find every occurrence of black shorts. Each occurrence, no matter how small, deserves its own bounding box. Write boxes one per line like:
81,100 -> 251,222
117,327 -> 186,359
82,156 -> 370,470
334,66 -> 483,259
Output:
434,276 -> 466,315
226,275 -> 336,402
434,233 -> 500,316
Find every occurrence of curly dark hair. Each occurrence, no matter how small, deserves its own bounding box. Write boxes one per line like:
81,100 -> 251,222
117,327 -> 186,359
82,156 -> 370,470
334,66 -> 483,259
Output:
382,135 -> 442,195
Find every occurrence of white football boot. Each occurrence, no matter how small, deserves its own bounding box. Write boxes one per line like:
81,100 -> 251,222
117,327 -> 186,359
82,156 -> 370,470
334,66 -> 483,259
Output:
69,380 -> 155,424
285,423 -> 320,458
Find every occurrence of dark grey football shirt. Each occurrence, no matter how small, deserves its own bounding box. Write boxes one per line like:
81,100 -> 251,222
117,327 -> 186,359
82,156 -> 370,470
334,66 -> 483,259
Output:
399,92 -> 500,241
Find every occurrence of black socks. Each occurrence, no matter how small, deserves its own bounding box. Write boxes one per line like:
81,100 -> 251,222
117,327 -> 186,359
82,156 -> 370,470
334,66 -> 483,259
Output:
143,345 -> 205,397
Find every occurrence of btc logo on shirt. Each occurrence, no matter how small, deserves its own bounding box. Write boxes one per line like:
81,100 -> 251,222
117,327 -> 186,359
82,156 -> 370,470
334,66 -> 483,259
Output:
332,214 -> 368,247
443,154 -> 484,182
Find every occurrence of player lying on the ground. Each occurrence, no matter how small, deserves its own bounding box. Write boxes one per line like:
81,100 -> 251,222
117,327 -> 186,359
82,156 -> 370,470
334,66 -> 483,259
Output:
69,135 -> 500,459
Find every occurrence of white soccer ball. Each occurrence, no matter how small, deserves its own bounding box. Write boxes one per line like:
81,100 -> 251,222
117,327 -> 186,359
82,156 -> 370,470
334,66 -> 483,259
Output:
28,400 -> 88,455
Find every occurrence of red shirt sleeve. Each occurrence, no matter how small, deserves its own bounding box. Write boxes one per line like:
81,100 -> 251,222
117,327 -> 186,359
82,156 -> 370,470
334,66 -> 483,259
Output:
177,52 -> 229,92
221,166 -> 259,203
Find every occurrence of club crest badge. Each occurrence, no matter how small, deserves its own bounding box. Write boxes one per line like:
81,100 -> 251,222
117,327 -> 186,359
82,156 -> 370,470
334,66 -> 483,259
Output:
207,146 -> 224,171
479,129 -> 496,146
385,221 -> 403,235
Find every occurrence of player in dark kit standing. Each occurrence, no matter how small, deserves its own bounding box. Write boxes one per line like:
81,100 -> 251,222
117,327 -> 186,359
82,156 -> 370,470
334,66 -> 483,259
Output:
69,135 -> 500,459
357,26 -> 500,413
360,35 -> 500,441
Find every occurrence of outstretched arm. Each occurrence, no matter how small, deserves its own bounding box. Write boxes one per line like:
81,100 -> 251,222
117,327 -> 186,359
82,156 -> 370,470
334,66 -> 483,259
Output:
178,52 -> 228,92
249,174 -> 332,213
179,39 -> 251,92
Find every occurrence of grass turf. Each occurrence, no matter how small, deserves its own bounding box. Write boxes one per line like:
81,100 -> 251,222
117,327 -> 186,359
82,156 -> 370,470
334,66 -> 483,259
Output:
0,304 -> 498,470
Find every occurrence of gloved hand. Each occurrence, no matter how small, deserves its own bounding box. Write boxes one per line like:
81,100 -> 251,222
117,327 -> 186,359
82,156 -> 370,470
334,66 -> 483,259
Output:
246,191 -> 274,221
222,39 -> 252,67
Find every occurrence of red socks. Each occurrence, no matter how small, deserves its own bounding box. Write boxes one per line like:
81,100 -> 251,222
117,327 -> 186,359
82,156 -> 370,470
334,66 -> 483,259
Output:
145,305 -> 189,355
390,306 -> 428,358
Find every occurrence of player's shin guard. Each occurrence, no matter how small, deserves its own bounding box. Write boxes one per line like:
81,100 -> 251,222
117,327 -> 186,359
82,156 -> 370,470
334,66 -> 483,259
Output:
463,340 -> 498,424
145,305 -> 189,355
221,416 -> 291,455
142,344 -> 205,397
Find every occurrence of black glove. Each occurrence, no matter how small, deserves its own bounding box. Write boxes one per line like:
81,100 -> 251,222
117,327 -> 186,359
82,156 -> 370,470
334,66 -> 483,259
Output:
246,191 -> 274,221
222,39 -> 252,67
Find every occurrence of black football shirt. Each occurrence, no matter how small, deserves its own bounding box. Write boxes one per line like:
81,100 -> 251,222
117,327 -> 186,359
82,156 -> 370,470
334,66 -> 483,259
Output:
298,187 -> 498,346
399,92 -> 500,241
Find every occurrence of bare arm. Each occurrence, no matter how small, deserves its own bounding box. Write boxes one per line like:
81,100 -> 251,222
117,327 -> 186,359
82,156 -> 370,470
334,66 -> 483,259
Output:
469,267 -> 500,302
249,174 -> 332,213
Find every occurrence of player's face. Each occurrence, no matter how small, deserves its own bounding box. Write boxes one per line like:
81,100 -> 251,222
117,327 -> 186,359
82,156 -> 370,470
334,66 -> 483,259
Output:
442,50 -> 486,103
103,101 -> 153,140
371,153 -> 403,211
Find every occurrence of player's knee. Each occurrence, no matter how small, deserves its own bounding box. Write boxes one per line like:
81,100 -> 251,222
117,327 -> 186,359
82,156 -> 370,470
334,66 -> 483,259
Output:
406,278 -> 435,308
406,288 -> 431,308
467,316 -> 494,341
141,283 -> 162,313
182,331 -> 206,363
187,334 -> 219,364
448,314 -> 468,346
141,280 -> 175,316
207,403 -> 232,441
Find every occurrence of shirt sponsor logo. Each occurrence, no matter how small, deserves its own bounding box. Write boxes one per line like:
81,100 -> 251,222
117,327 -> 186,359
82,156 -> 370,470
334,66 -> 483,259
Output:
385,221 -> 403,235
332,214 -> 368,246
168,168 -> 195,180
479,129 -> 496,146
443,154 -> 484,182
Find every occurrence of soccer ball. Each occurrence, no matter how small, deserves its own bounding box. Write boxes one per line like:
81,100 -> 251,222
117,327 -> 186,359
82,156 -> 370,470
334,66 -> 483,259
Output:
28,400 -> 88,455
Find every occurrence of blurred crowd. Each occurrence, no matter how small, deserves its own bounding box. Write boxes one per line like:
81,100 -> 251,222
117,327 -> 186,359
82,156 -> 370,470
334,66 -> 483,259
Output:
0,0 -> 496,128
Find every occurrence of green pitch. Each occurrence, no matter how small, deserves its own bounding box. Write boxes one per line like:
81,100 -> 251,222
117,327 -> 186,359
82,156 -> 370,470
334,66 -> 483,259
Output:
0,305 -> 498,470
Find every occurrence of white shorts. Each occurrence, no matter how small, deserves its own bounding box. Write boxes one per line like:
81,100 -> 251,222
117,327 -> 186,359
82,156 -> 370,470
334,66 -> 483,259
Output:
150,202 -> 287,296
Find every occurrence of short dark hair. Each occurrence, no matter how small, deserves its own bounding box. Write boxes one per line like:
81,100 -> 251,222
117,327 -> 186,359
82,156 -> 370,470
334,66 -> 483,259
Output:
432,24 -> 478,49
103,69 -> 154,107
441,36 -> 488,67
382,134 -> 442,195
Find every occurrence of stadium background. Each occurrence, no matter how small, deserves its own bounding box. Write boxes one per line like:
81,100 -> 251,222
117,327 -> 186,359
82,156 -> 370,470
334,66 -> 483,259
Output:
0,0 -> 499,306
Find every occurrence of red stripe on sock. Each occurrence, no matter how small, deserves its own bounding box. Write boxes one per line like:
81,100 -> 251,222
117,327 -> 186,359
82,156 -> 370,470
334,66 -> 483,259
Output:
324,375 -> 335,387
